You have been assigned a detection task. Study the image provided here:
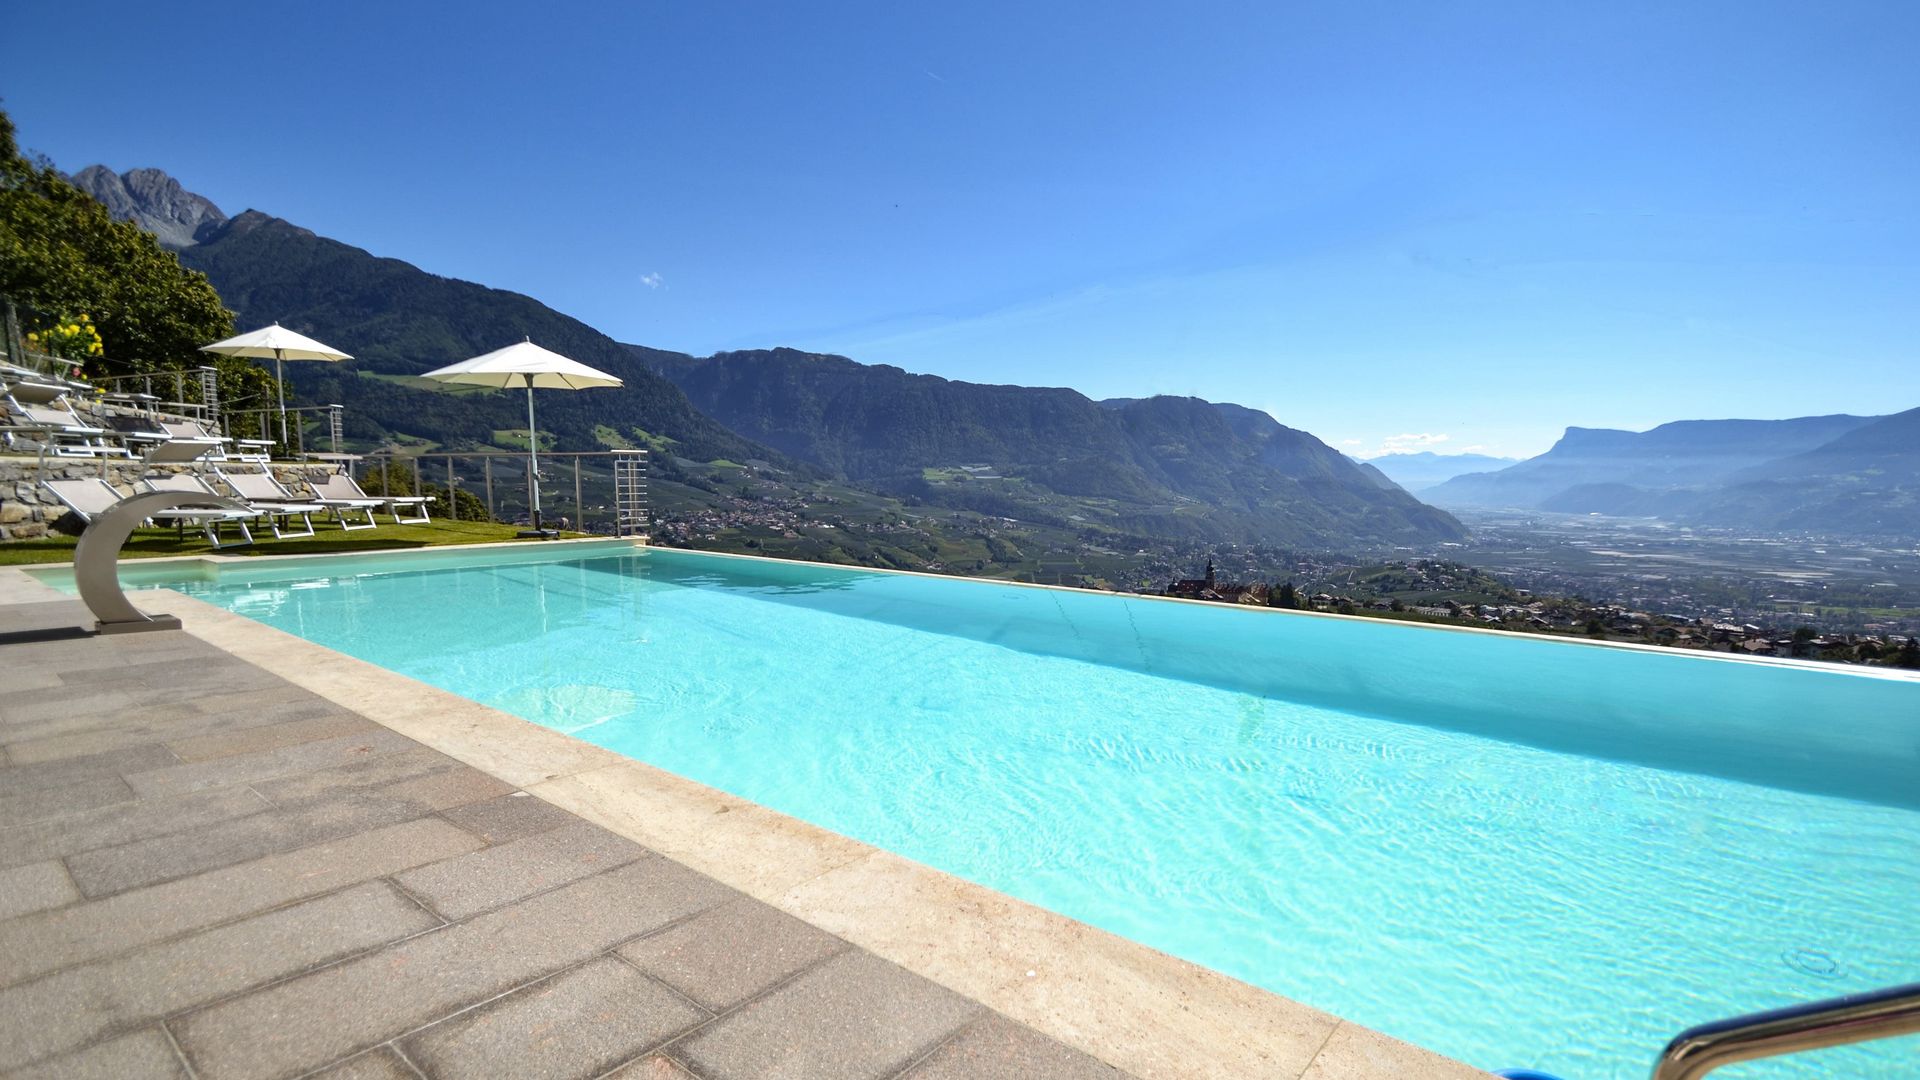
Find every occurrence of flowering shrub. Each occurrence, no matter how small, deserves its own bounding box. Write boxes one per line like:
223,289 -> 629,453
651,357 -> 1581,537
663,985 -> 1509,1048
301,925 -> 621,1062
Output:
26,313 -> 106,373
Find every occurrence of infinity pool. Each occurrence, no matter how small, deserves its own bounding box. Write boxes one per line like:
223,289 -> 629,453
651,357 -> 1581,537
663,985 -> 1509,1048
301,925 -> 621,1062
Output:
84,545 -> 1920,1078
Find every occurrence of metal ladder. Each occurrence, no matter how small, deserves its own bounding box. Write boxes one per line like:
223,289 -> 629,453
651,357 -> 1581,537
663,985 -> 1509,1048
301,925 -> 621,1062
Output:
1650,981 -> 1920,1079
612,450 -> 648,537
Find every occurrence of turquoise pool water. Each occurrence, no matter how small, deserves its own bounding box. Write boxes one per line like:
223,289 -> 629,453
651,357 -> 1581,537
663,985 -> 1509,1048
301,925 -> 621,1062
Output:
88,546 -> 1920,1078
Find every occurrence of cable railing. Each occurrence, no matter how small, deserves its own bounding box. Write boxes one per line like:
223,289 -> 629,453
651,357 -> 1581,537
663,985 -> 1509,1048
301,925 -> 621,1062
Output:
361,448 -> 648,536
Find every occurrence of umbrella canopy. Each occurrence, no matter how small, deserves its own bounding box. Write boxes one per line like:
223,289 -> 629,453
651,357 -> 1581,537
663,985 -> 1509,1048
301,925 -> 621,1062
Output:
200,324 -> 353,450
417,340 -> 622,390
421,340 -> 622,533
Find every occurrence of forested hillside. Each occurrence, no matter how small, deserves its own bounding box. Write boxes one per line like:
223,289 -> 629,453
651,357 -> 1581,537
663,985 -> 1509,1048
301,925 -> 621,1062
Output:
642,348 -> 1467,548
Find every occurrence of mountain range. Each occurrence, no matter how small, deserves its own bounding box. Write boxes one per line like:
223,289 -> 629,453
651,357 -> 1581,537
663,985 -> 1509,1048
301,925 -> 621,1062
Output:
69,161 -> 1918,543
70,164 -> 1465,551
1423,412 -> 1920,536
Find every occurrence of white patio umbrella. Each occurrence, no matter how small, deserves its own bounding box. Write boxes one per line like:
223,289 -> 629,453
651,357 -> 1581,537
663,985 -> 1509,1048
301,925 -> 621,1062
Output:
199,324 -> 353,449
420,339 -> 623,533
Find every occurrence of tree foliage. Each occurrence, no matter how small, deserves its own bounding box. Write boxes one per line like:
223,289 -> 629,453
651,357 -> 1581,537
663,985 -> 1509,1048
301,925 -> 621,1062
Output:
0,107 -> 282,432
1,108 -> 231,370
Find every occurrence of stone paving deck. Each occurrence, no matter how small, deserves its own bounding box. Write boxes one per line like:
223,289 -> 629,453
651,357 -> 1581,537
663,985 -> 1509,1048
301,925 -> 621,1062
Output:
0,560 -> 1491,1080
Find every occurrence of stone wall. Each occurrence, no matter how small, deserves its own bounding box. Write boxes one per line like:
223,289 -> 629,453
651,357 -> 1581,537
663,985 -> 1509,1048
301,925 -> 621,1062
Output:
0,457 -> 341,541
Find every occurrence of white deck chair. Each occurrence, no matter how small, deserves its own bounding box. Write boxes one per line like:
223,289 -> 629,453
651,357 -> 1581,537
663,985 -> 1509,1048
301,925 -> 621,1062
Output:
211,469 -> 323,539
5,397 -> 129,458
42,477 -> 255,548
160,421 -> 274,464
311,472 -> 433,525
133,474 -> 255,548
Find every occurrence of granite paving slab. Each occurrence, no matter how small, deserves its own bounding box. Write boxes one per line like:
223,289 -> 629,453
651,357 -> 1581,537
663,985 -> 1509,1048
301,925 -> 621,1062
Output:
403,957 -> 708,1078
671,950 -> 983,1080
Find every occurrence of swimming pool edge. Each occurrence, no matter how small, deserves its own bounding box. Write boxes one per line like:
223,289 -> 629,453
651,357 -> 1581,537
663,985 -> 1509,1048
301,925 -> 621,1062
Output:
129,578 -> 1493,1080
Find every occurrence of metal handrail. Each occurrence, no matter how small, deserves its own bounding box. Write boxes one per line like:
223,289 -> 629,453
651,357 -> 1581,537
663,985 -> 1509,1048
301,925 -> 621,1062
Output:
1651,982 -> 1920,1079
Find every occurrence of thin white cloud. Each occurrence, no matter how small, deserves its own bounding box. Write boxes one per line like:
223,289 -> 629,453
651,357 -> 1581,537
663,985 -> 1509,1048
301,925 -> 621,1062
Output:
1369,432 -> 1451,457
640,272 -> 664,290
1339,438 -> 1363,447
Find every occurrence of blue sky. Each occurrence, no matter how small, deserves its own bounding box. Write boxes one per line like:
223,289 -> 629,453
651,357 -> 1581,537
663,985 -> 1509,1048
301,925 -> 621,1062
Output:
8,1 -> 1916,457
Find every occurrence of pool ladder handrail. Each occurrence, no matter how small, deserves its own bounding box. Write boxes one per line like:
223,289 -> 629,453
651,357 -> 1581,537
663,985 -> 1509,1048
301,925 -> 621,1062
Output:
1650,980 -> 1920,1080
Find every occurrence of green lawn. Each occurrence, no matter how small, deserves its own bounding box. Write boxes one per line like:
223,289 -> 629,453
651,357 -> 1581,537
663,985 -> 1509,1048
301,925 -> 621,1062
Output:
0,520 -> 584,565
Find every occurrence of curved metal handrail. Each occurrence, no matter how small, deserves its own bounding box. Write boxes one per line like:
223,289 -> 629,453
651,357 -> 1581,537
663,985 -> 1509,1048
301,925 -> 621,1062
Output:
1652,982 -> 1920,1080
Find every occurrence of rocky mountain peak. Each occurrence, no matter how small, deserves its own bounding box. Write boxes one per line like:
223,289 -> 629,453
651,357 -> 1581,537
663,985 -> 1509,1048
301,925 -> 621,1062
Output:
68,164 -> 228,249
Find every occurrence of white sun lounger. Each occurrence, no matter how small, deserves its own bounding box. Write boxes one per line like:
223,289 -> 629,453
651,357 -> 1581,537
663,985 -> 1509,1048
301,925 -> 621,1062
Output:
5,397 -> 130,459
211,469 -> 324,539
160,421 -> 273,464
43,477 -> 256,549
310,471 -> 434,525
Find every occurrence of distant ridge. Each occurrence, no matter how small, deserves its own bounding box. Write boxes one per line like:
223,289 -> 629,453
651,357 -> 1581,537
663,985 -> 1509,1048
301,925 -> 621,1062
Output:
1359,451 -> 1518,491
1423,412 -> 1920,537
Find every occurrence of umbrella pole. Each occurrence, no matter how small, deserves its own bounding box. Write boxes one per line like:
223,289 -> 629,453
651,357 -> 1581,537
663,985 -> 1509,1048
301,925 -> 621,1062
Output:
525,378 -> 542,533
275,350 -> 289,454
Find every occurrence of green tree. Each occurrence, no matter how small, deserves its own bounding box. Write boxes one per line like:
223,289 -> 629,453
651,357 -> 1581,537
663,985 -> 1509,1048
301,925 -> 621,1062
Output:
1275,581 -> 1298,609
0,106 -> 272,417
1790,626 -> 1816,659
1894,639 -> 1920,670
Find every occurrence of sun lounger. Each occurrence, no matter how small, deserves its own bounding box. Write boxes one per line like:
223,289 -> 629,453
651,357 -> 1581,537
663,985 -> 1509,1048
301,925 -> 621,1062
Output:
4,396 -> 130,458
310,471 -> 434,525
211,469 -> 325,539
159,421 -> 273,464
43,477 -> 256,548
2,379 -> 70,406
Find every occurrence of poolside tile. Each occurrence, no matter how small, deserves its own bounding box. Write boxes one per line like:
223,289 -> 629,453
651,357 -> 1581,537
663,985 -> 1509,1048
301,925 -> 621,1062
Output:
1297,1020 -> 1492,1079
438,790 -> 580,843
532,760 -> 871,897
899,1015 -> 1131,1079
403,957 -> 708,1078
304,1046 -> 420,1079
394,819 -> 645,920
0,741 -> 178,795
2,695 -> 343,765
0,667 -> 65,694
123,728 -> 416,799
164,712 -> 383,762
0,1028 -> 188,1080
0,816 -> 479,987
604,1054 -> 700,1079
777,848 -> 1342,1080
174,856 -> 734,1080
0,686 -> 140,728
671,949 -> 981,1080
64,763 -> 507,897
0,880 -> 435,1071
56,654 -> 282,691
0,774 -> 133,826
0,785 -> 268,871
0,859 -> 79,921
619,895 -> 848,1012
249,745 -> 478,805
